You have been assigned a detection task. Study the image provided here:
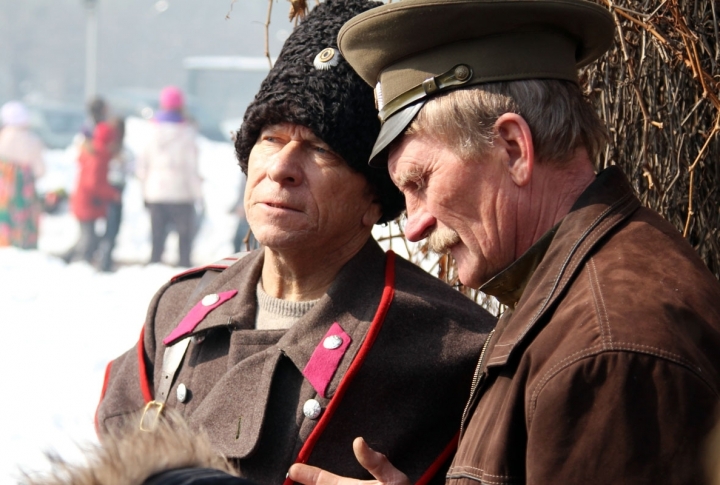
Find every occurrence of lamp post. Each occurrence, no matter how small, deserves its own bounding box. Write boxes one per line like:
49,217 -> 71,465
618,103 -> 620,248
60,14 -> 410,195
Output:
82,0 -> 98,101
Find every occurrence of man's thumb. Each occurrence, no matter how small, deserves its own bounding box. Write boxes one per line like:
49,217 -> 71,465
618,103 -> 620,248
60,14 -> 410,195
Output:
352,437 -> 410,485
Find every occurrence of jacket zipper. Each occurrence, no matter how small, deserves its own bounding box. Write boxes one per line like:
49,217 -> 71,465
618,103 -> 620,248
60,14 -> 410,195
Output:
459,328 -> 495,437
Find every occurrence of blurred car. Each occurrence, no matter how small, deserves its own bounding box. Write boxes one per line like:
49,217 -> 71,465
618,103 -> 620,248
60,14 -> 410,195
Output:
24,100 -> 85,149
183,56 -> 271,143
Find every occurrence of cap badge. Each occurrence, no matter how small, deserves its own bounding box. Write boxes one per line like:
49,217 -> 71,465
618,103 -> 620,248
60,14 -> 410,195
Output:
313,47 -> 341,71
378,64 -> 474,123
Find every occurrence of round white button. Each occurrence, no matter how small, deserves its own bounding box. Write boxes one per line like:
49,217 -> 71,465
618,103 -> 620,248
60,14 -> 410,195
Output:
177,383 -> 188,403
201,294 -> 220,306
323,335 -> 343,350
303,399 -> 322,420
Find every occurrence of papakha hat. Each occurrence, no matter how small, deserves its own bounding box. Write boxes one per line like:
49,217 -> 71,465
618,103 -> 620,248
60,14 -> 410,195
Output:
338,0 -> 616,165
235,0 -> 405,223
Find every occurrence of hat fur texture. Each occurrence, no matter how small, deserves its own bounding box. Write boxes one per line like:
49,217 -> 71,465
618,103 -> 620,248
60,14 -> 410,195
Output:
20,412 -> 238,485
235,0 -> 404,224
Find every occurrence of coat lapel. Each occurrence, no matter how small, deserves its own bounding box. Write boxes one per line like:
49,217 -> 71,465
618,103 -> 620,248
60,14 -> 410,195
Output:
162,250 -> 265,347
280,239 -> 386,399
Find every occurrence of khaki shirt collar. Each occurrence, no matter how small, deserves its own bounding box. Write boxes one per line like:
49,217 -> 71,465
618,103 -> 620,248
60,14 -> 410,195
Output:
480,223 -> 560,307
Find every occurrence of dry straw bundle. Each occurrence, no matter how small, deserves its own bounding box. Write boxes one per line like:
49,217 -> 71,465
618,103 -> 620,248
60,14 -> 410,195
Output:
586,0 -> 720,279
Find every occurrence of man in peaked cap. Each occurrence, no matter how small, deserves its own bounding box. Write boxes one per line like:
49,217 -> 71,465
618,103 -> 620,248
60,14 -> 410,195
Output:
288,0 -> 720,483
96,0 -> 494,484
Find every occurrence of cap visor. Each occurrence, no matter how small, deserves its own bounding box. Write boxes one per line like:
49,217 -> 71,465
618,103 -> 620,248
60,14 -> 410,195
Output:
369,101 -> 425,167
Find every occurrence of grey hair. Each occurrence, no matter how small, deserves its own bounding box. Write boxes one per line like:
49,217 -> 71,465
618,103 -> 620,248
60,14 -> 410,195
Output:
406,79 -> 608,165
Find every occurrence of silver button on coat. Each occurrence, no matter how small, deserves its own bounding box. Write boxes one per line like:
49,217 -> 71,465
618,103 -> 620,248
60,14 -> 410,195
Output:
323,335 -> 343,350
201,294 -> 220,306
176,383 -> 188,403
303,399 -> 322,419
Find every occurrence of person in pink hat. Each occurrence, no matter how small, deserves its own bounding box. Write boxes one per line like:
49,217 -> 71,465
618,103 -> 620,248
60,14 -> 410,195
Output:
136,85 -> 202,267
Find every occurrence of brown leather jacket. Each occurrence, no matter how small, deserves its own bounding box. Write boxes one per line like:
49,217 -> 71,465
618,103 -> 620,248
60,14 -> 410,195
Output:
97,240 -> 495,485
448,166 -> 720,484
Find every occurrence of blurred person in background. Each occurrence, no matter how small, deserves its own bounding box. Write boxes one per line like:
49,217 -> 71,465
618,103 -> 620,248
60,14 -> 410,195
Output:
97,117 -> 134,272
0,100 -> 46,249
231,172 -> 251,252
83,96 -> 109,140
136,85 -> 202,268
64,122 -> 121,264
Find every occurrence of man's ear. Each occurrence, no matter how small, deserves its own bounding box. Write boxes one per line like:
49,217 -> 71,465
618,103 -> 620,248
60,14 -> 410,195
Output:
362,199 -> 383,228
494,113 -> 535,187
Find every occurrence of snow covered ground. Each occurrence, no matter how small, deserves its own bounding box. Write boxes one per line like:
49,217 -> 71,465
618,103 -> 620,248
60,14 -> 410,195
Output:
0,118 -> 244,483
0,118 -> 418,483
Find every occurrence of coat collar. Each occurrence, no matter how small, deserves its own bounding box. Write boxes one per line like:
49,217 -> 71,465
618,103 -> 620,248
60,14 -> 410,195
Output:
277,239 -> 386,398
165,238 -> 387,399
480,223 -> 559,308
485,166 -> 641,367
179,239 -> 389,458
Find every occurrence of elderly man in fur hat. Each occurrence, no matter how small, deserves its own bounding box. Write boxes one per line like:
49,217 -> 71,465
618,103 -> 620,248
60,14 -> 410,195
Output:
286,0 -> 720,484
95,0 -> 495,484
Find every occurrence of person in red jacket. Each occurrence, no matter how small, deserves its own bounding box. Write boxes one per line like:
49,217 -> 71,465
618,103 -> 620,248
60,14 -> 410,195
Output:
64,122 -> 120,265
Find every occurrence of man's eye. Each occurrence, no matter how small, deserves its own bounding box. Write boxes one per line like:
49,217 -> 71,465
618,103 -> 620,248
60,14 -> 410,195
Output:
314,145 -> 328,154
408,177 -> 425,191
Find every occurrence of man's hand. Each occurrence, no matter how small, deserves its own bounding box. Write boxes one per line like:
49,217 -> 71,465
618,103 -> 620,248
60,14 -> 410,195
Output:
288,437 -> 411,485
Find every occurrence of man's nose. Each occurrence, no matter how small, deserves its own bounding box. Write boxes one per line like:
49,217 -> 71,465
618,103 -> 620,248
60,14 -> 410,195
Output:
403,206 -> 436,242
267,143 -> 303,185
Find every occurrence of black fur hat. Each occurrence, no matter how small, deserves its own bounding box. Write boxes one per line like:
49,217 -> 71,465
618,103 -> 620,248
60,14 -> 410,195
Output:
235,0 -> 405,224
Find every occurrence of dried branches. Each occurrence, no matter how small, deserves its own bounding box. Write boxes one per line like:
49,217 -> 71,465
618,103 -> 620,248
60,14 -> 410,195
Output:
587,0 -> 720,277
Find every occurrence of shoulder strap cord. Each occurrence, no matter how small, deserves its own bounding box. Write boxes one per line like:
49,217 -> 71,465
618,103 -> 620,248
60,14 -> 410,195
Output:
283,250 -> 396,485
138,268 -> 222,430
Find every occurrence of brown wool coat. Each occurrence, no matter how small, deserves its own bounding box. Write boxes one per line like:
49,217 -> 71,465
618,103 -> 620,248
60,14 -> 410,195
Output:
97,239 -> 495,485
448,166 -> 720,485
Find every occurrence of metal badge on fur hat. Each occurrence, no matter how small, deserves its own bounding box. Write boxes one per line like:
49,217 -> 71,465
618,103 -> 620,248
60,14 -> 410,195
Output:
235,0 -> 404,223
314,48 -> 342,70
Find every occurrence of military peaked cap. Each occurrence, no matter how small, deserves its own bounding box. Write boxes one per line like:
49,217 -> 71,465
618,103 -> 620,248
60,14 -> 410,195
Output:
338,0 -> 616,164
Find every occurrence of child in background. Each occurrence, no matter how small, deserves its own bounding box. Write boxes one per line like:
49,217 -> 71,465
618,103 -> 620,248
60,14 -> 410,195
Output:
97,117 -> 134,272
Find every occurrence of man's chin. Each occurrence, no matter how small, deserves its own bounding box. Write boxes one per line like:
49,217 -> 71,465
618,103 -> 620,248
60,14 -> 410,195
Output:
453,252 -> 487,289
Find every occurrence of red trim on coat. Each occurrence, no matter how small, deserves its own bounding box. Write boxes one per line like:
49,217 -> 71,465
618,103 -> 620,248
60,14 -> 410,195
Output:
138,326 -> 153,403
170,264 -> 231,283
415,431 -> 460,485
283,251 -> 397,485
94,360 -> 114,436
